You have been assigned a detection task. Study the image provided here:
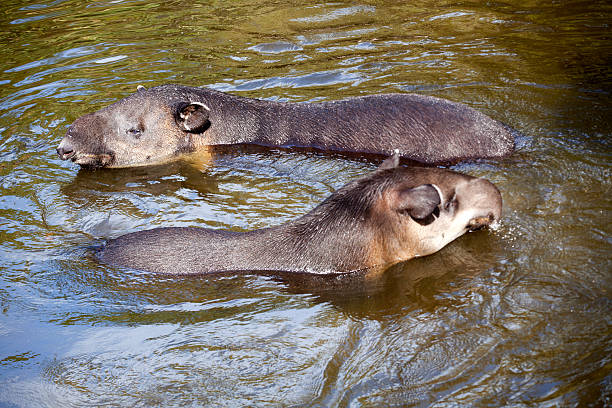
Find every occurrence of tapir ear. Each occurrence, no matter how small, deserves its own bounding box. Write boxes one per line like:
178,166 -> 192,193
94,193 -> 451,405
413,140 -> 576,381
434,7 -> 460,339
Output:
176,102 -> 210,133
394,184 -> 441,220
378,149 -> 400,170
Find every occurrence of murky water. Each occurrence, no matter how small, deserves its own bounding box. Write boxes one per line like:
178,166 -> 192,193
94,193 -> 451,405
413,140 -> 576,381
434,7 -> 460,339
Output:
0,1 -> 610,406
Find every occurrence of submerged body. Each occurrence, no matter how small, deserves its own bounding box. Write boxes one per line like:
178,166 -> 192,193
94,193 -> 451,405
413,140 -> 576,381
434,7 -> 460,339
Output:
100,154 -> 503,274
57,84 -> 515,168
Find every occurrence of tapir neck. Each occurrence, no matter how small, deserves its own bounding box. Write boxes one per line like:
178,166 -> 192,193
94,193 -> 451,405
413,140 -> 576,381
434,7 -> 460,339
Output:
202,218 -> 374,274
192,89 -> 311,148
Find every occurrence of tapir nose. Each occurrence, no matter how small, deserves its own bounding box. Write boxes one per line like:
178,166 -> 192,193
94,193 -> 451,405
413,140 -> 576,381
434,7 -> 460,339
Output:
462,178 -> 502,231
56,138 -> 75,160
467,213 -> 496,231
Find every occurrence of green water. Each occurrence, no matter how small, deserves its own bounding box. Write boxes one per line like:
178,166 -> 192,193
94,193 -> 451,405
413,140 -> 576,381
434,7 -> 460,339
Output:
0,1 -> 610,406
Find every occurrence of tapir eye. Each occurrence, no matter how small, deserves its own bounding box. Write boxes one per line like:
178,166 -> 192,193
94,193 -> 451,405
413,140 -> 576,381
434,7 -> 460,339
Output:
126,127 -> 142,139
444,193 -> 458,212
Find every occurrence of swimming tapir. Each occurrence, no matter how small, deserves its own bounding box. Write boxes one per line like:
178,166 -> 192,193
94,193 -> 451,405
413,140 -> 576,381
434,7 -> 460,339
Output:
57,84 -> 515,168
99,152 -> 502,274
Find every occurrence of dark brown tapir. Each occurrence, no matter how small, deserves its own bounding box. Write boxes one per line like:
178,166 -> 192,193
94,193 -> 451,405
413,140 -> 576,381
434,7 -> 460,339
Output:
99,152 -> 502,274
57,84 -> 515,168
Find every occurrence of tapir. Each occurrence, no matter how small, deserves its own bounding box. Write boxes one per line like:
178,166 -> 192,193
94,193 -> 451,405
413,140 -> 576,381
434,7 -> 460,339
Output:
99,152 -> 503,274
57,84 -> 515,168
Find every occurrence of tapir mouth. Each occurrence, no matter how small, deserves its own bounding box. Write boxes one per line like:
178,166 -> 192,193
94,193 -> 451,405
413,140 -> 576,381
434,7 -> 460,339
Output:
57,135 -> 114,168
77,153 -> 113,168
467,213 -> 496,231
68,152 -> 114,168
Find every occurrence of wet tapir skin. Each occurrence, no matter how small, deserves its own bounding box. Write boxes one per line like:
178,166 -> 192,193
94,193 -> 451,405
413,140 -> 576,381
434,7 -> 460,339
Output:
57,84 -> 515,168
99,153 -> 503,274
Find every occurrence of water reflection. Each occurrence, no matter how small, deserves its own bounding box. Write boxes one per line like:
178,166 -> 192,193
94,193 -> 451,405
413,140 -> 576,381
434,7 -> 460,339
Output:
60,159 -> 219,200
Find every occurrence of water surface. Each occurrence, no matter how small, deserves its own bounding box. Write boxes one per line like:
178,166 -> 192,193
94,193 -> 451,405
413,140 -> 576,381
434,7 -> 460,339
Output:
0,1 -> 610,406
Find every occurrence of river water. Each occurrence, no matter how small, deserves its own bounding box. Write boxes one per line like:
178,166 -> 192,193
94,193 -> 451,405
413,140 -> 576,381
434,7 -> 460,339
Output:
0,1 -> 610,406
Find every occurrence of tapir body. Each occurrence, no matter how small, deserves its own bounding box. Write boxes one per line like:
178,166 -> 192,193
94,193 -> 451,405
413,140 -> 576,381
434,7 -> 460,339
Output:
57,85 -> 515,168
99,154 -> 502,274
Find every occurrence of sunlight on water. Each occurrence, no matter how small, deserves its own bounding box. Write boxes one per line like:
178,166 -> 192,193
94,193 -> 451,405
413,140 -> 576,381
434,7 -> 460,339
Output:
0,0 -> 610,406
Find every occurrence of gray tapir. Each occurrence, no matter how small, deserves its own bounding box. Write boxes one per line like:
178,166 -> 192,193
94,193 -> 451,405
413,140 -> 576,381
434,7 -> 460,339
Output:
57,84 -> 515,168
99,152 -> 502,274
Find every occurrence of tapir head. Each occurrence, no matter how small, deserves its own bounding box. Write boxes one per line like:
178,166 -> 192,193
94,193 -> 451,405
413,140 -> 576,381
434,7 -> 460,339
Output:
303,152 -> 504,270
367,154 -> 502,266
56,85 -> 211,168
